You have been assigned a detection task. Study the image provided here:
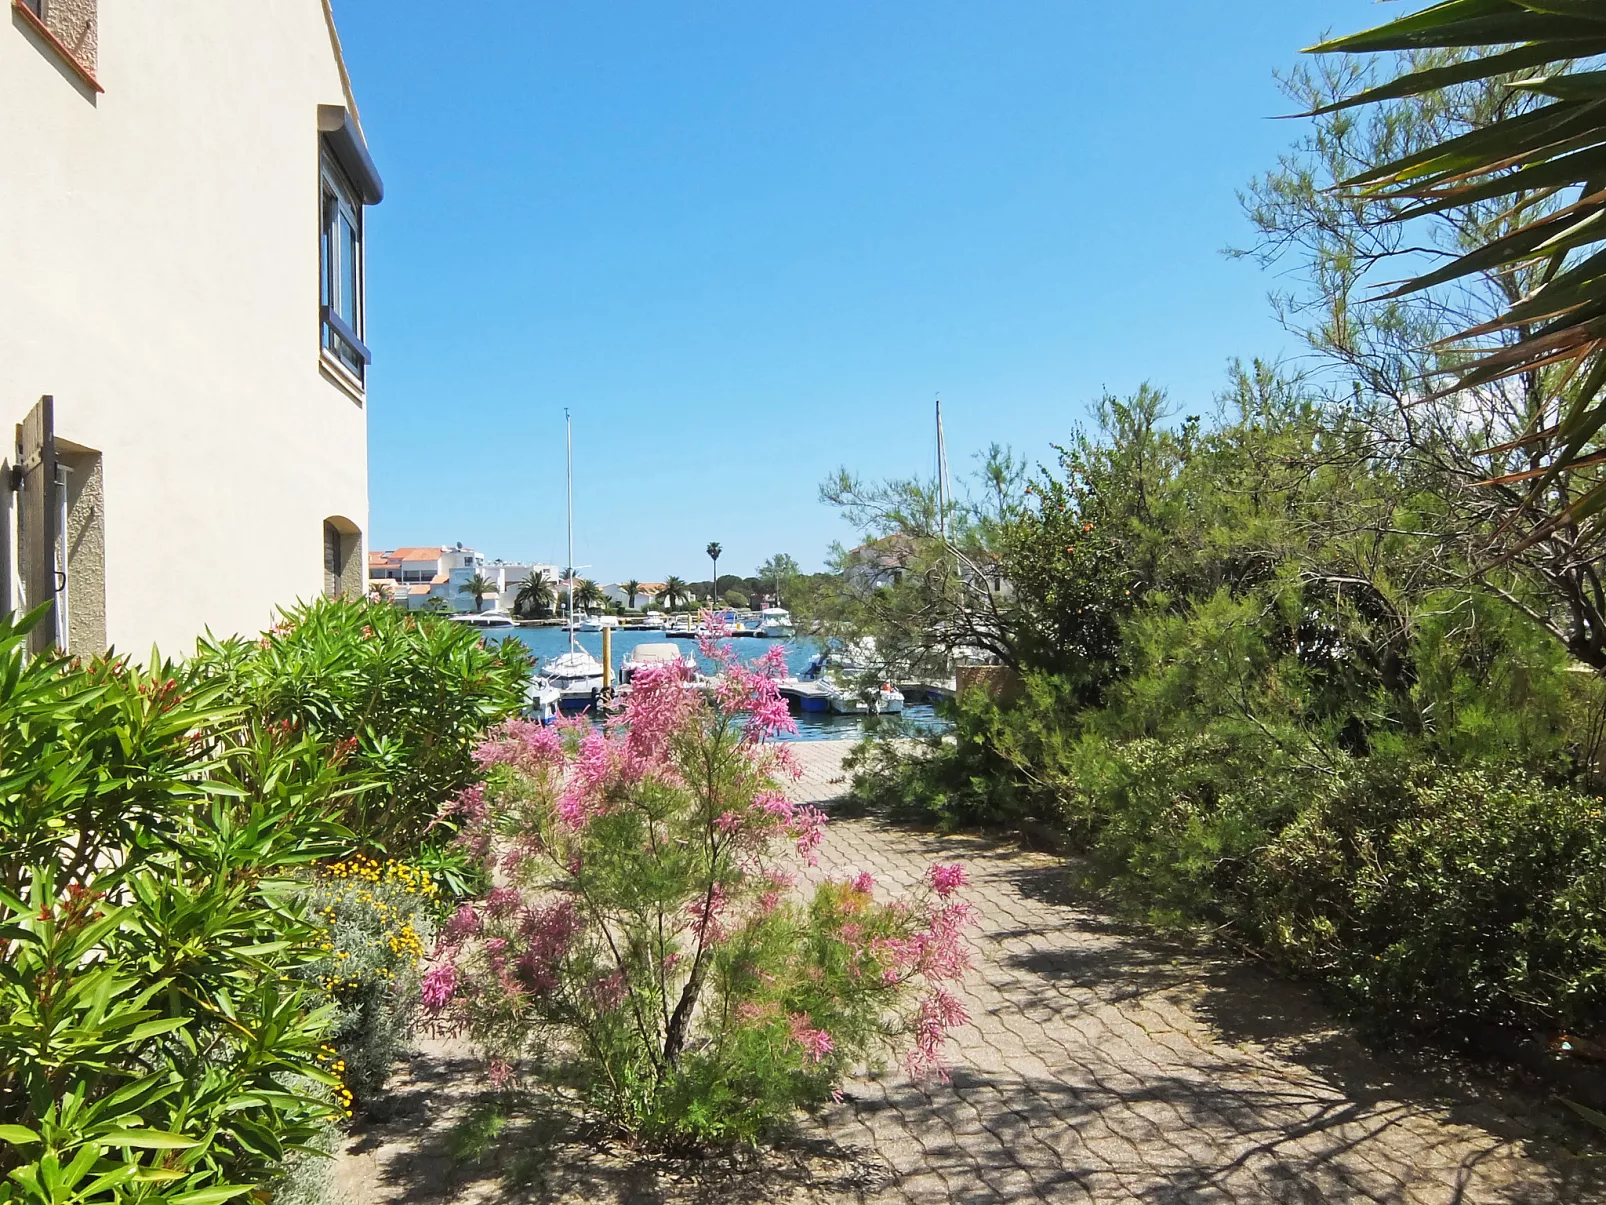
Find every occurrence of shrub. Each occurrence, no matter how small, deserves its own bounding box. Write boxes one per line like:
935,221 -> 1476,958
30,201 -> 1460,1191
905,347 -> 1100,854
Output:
1251,762 -> 1606,1036
190,597 -> 530,854
424,638 -> 973,1147
295,855 -> 439,1102
0,611 -> 353,1205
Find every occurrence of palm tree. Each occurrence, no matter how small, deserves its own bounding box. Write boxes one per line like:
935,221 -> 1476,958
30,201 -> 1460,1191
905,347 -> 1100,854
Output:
514,570 -> 555,619
574,578 -> 606,613
624,579 -> 641,609
1311,4 -> 1606,534
660,575 -> 689,611
706,542 -> 722,605
458,573 -> 498,613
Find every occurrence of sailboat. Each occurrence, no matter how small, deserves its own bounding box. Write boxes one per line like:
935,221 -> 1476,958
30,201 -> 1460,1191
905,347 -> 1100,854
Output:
543,411 -> 605,712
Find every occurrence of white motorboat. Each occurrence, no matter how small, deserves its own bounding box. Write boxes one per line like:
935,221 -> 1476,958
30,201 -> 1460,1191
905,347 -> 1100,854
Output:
577,615 -> 603,632
757,607 -> 795,638
827,682 -> 905,715
618,641 -> 697,684
524,676 -> 562,724
544,650 -> 605,712
449,609 -> 514,629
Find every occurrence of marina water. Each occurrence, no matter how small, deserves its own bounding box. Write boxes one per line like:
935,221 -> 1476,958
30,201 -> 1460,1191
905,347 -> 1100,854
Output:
484,626 -> 945,741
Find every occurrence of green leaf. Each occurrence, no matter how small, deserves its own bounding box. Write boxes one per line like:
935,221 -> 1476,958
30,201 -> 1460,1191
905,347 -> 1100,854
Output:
167,1185 -> 257,1205
95,1129 -> 200,1149
0,1126 -> 40,1145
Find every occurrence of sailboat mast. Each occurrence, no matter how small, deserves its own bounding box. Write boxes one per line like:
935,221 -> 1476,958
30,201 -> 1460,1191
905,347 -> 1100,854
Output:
566,409 -> 575,653
936,397 -> 950,547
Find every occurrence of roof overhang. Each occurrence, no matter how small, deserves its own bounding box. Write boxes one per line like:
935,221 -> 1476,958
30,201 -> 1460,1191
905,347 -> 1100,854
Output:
318,104 -> 383,204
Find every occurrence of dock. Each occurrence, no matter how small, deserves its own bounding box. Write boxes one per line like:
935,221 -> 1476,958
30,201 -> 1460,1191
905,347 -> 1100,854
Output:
776,678 -> 835,713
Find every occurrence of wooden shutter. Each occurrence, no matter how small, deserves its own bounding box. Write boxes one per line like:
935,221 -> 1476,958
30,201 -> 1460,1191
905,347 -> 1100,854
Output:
16,396 -> 59,655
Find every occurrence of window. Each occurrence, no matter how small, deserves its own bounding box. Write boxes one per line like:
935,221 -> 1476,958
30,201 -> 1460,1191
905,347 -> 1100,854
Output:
14,0 -> 101,92
320,158 -> 368,382
322,517 -> 362,599
323,522 -> 342,597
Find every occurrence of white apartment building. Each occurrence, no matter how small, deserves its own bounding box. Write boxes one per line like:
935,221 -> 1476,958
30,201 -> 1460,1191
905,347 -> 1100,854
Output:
483,561 -> 561,615
2,1 -> 380,656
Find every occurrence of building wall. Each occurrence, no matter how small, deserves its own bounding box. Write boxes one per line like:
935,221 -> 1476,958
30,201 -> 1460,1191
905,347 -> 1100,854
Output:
1,1 -> 369,656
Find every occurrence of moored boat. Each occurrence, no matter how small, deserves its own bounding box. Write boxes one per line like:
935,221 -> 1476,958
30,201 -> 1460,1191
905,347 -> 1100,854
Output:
544,649 -> 605,712
524,675 -> 562,723
757,607 -> 795,638
619,641 -> 697,684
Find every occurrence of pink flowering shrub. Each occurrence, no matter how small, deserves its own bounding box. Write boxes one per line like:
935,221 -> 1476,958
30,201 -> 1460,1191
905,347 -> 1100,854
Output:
422,629 -> 973,1146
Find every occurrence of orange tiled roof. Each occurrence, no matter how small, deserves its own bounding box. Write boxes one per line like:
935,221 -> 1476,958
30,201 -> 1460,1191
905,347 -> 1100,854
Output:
393,546 -> 447,562
408,584 -> 431,596
431,572 -> 449,585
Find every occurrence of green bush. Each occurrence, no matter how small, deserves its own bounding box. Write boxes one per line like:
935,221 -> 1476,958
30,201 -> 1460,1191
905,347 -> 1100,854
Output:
0,611 -> 353,1205
1252,763 -> 1606,1036
190,598 -> 530,854
294,855 -> 439,1103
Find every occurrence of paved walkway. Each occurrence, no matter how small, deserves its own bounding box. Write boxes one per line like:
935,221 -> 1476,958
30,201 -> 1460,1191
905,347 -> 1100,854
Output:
336,741 -> 1601,1204
788,742 -> 1594,1204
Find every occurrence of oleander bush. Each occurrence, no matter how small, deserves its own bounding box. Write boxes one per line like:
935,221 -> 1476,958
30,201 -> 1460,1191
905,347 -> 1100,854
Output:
294,856 -> 439,1103
423,639 -> 974,1148
0,610 -> 354,1205
189,597 -> 531,856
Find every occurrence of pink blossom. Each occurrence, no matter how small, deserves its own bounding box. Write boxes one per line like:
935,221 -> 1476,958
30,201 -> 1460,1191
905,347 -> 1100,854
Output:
420,963 -> 459,1011
513,897 -> 581,993
443,903 -> 481,942
486,886 -> 521,918
590,971 -> 627,1011
715,810 -> 744,835
687,882 -> 730,944
905,988 -> 969,1079
488,1056 -> 514,1090
793,805 -> 828,864
438,783 -> 487,825
849,872 -> 875,896
789,1014 -> 836,1064
755,790 -> 795,823
930,863 -> 969,898
620,661 -> 699,766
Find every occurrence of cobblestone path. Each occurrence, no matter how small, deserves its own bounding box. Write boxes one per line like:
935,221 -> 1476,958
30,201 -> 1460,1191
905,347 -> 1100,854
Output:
336,740 -> 1600,1205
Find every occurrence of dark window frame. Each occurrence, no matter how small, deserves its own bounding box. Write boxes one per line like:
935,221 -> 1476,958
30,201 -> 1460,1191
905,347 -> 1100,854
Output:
319,152 -> 370,382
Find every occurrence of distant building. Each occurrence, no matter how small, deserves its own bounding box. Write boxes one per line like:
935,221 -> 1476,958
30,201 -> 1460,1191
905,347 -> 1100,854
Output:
485,561 -> 561,615
602,581 -> 663,609
3,0 -> 381,655
844,536 -> 916,591
369,548 -> 563,614
369,544 -> 487,611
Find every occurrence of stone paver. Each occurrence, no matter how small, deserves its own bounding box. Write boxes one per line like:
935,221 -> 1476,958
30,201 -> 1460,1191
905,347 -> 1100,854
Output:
782,741 -> 1597,1205
336,740 -> 1602,1204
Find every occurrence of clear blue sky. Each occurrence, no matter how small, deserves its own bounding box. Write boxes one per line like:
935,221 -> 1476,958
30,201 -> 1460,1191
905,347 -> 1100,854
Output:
337,1 -> 1381,583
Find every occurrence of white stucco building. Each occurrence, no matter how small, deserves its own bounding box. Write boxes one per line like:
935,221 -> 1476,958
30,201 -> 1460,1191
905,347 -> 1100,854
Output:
2,0 -> 380,656
370,548 -> 563,614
